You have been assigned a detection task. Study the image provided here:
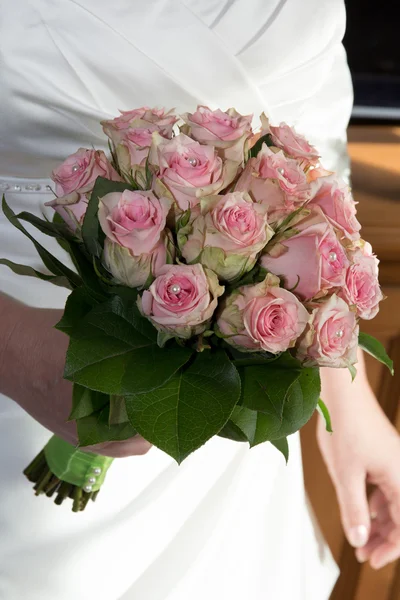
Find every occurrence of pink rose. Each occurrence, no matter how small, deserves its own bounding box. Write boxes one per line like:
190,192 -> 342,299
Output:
180,192 -> 273,282
308,176 -> 361,242
45,191 -> 88,232
217,273 -> 309,353
102,107 -> 177,173
138,264 -> 224,339
102,107 -> 177,139
261,209 -> 349,300
150,132 -> 239,211
235,144 -> 315,224
256,144 -> 311,201
103,232 -> 174,289
51,149 -> 121,197
235,157 -> 292,224
98,189 -> 172,254
296,294 -> 359,368
262,115 -> 319,165
182,106 -> 253,163
340,243 -> 383,320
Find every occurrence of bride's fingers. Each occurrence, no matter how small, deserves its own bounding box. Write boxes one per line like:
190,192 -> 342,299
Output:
370,539 -> 400,570
88,436 -> 153,458
369,488 -> 388,520
356,534 -> 383,563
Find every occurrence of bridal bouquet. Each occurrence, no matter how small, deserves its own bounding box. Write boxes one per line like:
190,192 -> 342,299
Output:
1,106 -> 392,512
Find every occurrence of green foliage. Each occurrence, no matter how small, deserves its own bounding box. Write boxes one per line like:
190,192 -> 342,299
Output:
270,437 -> 289,463
2,196 -> 81,288
359,332 -> 394,375
77,405 -> 137,447
69,384 -> 109,420
317,398 -> 333,433
249,133 -> 274,159
64,295 -> 193,395
125,348 -> 241,463
82,177 -> 134,258
221,364 -> 320,445
0,258 -> 73,290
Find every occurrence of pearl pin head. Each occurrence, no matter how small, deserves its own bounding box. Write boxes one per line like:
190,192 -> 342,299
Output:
329,251 -> 337,262
335,329 -> 344,338
187,157 -> 198,167
72,165 -> 80,172
277,167 -> 285,175
169,284 -> 181,294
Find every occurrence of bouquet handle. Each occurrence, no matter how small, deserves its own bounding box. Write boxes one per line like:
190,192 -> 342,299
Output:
24,436 -> 113,512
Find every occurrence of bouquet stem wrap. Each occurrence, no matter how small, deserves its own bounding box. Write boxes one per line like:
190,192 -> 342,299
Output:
24,436 -> 113,511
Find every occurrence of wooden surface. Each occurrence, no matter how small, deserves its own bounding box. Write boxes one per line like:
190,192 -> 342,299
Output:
301,126 -> 400,600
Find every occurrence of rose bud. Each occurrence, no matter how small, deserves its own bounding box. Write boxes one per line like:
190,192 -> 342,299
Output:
261,209 -> 349,301
51,148 -> 121,197
340,242 -> 383,320
98,189 -> 172,254
102,107 -> 177,174
103,232 -> 175,288
149,132 -> 240,211
138,264 -> 224,339
261,114 -> 320,165
182,106 -> 253,163
217,273 -> 309,354
296,294 -> 359,368
180,191 -> 273,283
308,175 -> 361,242
45,191 -> 88,233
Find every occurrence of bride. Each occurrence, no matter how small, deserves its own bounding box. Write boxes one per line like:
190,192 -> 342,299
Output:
1,1 -> 400,598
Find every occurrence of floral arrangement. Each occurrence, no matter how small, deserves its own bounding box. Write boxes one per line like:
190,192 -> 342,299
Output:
1,105 -> 392,512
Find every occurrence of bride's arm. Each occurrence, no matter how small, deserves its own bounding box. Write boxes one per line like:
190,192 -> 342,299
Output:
318,349 -> 400,568
0,292 -> 151,457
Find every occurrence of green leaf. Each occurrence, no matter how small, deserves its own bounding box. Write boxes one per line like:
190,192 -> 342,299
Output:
69,384 -> 109,420
125,349 -> 241,463
0,258 -> 73,290
82,177 -> 134,258
218,418 -> 250,442
219,404 -> 257,443
66,241 -> 107,302
225,366 -> 320,445
2,196 -> 82,288
317,398 -> 333,433
240,352 -> 302,414
347,363 -> 357,382
109,395 -> 128,425
77,405 -> 137,447
55,286 -> 97,334
15,210 -> 73,241
64,296 -> 193,395
53,211 -> 74,253
359,331 -> 394,375
270,437 -> 289,463
249,133 -> 274,159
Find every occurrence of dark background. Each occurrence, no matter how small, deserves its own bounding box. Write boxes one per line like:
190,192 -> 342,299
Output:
344,0 -> 400,119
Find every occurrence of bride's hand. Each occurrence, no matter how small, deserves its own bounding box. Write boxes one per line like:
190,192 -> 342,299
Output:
317,371 -> 400,569
0,294 -> 152,458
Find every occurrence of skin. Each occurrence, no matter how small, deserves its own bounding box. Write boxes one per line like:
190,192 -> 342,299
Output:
319,354 -> 400,569
1,293 -> 400,568
0,293 -> 151,458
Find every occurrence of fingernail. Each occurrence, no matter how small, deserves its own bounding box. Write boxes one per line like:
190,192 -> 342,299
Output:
349,525 -> 369,548
356,550 -> 368,563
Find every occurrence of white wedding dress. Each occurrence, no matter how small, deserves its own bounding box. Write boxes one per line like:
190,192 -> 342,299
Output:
0,1 -> 353,598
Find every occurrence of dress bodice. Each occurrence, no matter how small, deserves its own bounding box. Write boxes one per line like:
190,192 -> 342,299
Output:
0,0 -> 352,178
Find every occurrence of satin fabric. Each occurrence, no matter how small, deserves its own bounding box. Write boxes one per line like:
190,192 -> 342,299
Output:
0,1 -> 352,598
